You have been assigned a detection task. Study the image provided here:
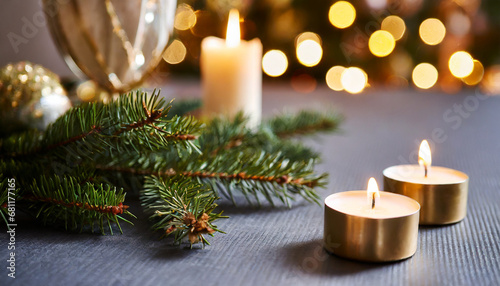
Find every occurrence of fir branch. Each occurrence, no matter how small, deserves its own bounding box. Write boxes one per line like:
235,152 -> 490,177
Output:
1,102 -> 107,159
22,195 -> 129,215
26,174 -> 134,234
0,90 -> 202,161
97,165 -> 321,187
265,110 -> 342,138
198,113 -> 320,162
141,176 -> 225,246
197,113 -> 247,156
1,89 -> 342,246
97,148 -> 326,207
0,129 -> 43,159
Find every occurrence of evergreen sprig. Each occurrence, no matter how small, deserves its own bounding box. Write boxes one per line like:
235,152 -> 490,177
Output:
26,173 -> 133,234
265,109 -> 342,138
0,90 -> 341,246
0,90 -> 202,161
141,176 -> 225,246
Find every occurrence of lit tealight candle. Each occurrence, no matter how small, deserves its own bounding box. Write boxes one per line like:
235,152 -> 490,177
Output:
383,140 -> 469,225
324,178 -> 420,262
201,9 -> 262,127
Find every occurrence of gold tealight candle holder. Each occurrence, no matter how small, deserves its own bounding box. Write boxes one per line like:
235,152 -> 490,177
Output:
383,140 -> 469,225
324,178 -> 420,262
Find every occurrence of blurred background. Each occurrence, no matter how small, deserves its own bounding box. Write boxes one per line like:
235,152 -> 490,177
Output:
2,0 -> 500,95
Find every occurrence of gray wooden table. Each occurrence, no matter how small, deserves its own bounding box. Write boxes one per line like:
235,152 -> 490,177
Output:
2,83 -> 500,286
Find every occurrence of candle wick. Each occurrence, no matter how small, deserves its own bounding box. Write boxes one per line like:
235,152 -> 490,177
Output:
424,165 -> 428,178
371,192 -> 376,209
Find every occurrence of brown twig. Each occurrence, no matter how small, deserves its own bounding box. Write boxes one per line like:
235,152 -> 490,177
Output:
3,125 -> 102,159
95,165 -> 318,188
113,101 -> 163,136
23,195 -> 129,215
44,126 -> 102,152
163,134 -> 198,141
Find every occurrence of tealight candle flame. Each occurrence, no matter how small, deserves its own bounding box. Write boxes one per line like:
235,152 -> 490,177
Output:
418,140 -> 432,177
226,9 -> 241,48
367,177 -> 380,209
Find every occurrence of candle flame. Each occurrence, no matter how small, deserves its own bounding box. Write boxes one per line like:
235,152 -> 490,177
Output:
226,9 -> 241,47
367,177 -> 380,209
418,140 -> 432,177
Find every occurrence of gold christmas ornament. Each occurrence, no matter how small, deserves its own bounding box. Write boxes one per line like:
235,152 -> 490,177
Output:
0,62 -> 72,136
43,0 -> 177,94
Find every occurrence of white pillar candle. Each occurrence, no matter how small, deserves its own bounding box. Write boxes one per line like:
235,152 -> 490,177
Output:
383,140 -> 469,225
324,178 -> 420,262
201,9 -> 262,127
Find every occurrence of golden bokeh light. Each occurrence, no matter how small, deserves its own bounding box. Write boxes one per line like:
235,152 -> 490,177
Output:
419,18 -> 446,45
77,81 -> 98,102
341,67 -> 367,94
295,32 -> 321,47
174,4 -> 197,31
481,65 -> 500,95
381,15 -> 406,41
412,63 -> 438,89
368,30 -> 396,57
163,40 -> 187,64
390,51 -> 413,78
296,39 -> 323,67
326,66 -> 346,91
449,51 -> 474,78
329,1 -> 356,29
262,50 -> 288,77
463,60 -> 484,86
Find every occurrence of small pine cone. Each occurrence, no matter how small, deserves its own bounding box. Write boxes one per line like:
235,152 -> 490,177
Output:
199,213 -> 209,222
183,213 -> 196,226
188,230 -> 199,244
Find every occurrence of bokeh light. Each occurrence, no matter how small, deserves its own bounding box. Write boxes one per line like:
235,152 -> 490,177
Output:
368,30 -> 396,57
481,65 -> 500,95
366,0 -> 388,9
295,32 -> 322,47
341,67 -> 368,94
329,1 -> 356,29
163,40 -> 187,64
77,81 -> 98,102
390,51 -> 413,78
291,73 -> 317,93
381,16 -> 406,41
262,50 -> 288,77
326,66 -> 346,91
296,39 -> 323,67
419,18 -> 446,45
412,63 -> 438,89
174,4 -> 197,31
448,51 -> 474,78
447,12 -> 471,37
463,60 -> 484,86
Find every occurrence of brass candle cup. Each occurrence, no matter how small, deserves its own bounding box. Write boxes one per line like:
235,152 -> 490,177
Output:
324,191 -> 420,262
383,165 -> 469,225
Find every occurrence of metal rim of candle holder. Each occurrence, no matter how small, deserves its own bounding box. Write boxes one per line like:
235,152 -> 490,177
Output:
383,166 -> 469,225
323,192 -> 420,262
